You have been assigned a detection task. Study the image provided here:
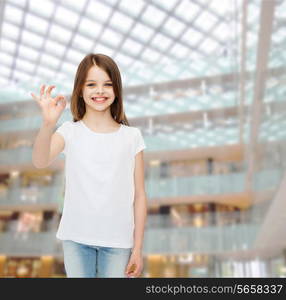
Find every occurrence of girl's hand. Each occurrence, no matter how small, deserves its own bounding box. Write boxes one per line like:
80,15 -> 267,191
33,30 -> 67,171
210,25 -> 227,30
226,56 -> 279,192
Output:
125,250 -> 143,278
31,84 -> 67,125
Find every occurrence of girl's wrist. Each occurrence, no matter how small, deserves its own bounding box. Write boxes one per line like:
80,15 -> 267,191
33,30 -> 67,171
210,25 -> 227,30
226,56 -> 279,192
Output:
132,247 -> 142,254
42,120 -> 56,128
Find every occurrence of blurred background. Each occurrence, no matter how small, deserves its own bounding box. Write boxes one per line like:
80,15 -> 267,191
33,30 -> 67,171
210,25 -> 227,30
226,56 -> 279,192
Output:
0,0 -> 285,278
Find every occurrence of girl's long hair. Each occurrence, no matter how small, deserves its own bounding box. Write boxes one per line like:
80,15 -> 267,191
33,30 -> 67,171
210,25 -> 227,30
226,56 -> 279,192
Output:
70,53 -> 129,126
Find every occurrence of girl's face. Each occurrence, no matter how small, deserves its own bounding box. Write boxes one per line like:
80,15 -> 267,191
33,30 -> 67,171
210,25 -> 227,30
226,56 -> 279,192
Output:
82,64 -> 115,111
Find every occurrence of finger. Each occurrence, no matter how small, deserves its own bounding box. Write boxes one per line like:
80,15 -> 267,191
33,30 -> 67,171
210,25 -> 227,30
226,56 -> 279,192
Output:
46,85 -> 56,98
127,270 -> 140,278
132,265 -> 141,277
31,92 -> 40,104
125,265 -> 132,274
40,84 -> 46,97
130,269 -> 141,278
54,95 -> 67,107
125,263 -> 134,274
126,268 -> 135,276
54,95 -> 64,102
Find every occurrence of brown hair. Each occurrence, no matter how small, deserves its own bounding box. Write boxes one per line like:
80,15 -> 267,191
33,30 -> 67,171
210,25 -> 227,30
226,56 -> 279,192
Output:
70,53 -> 129,126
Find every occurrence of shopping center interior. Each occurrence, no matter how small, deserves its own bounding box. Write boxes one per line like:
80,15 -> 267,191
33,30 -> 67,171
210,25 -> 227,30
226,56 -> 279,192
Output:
0,0 -> 285,277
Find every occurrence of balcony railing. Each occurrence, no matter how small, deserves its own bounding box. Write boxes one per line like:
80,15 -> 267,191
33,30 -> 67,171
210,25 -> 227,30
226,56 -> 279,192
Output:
146,211 -> 265,229
0,169 -> 282,207
144,223 -> 259,254
0,185 -> 63,207
0,223 -> 259,256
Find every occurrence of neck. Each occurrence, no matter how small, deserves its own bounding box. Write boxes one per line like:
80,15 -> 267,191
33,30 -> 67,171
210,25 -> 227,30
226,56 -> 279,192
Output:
82,109 -> 118,129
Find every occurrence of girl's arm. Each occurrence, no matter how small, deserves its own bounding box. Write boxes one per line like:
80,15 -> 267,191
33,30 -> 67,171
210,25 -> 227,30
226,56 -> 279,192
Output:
132,150 -> 147,253
32,123 -> 64,169
31,84 -> 66,168
126,150 -> 147,277
32,122 -> 54,168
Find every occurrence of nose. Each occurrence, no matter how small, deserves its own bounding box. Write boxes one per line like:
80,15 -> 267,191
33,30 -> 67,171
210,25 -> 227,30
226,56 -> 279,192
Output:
96,85 -> 104,94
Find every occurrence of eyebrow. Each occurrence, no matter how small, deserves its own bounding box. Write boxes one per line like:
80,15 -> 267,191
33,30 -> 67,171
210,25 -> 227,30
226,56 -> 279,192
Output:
85,79 -> 112,82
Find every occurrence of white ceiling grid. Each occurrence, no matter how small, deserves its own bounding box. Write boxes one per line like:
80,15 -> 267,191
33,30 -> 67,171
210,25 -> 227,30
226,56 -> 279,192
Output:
0,0 -> 240,96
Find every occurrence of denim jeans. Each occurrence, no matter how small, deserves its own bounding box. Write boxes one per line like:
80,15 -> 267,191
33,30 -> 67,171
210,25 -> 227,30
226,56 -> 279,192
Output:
62,239 -> 132,278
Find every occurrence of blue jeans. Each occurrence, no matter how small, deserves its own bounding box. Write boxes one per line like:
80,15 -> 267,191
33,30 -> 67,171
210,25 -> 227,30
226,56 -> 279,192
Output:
62,240 -> 132,278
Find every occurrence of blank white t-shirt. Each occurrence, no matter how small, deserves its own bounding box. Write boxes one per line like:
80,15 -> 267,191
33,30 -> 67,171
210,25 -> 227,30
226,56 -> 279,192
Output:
55,120 -> 146,248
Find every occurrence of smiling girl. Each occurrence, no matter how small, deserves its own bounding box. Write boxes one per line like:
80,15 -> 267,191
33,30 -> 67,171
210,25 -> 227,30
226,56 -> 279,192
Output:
31,53 -> 147,278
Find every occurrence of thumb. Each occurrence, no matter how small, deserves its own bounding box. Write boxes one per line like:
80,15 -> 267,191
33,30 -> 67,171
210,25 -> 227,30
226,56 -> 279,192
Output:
60,97 -> 67,108
55,95 -> 66,108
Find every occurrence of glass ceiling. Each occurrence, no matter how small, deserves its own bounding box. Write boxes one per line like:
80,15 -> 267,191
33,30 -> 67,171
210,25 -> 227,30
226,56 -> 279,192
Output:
0,0 -> 244,102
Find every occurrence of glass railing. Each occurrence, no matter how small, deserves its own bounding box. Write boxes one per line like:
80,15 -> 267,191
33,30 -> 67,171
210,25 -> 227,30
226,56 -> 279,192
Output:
0,223 -> 259,256
0,231 -> 60,256
0,169 -> 282,207
144,223 -> 259,254
0,146 -> 65,165
146,211 -> 264,229
0,185 -> 63,206
146,169 -> 282,198
0,116 -> 51,133
1,111 -> 286,151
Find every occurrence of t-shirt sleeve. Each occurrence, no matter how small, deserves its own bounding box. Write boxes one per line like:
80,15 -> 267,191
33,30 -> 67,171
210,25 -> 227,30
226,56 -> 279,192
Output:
55,121 -> 73,155
134,128 -> 146,156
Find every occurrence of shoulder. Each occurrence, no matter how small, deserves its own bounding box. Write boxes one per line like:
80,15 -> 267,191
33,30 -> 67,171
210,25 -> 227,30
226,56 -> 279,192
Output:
122,125 -> 140,136
66,120 -> 78,126
57,120 -> 75,126
59,120 -> 78,129
56,120 -> 78,138
122,124 -> 141,131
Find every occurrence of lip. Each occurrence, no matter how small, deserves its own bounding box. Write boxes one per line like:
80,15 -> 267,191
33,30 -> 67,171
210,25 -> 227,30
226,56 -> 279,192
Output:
91,97 -> 108,103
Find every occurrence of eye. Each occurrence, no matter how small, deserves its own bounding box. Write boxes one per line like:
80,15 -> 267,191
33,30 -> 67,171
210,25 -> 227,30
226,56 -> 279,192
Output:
86,83 -> 112,87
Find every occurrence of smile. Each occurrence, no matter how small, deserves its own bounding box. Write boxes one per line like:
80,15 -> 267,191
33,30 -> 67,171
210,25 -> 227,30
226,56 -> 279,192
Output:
91,97 -> 108,103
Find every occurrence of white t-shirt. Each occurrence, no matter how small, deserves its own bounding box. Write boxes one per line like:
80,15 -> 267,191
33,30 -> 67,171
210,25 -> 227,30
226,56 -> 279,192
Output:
55,120 -> 146,248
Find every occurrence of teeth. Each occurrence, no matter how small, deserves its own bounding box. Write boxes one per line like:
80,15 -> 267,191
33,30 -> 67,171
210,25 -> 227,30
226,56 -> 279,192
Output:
92,97 -> 106,101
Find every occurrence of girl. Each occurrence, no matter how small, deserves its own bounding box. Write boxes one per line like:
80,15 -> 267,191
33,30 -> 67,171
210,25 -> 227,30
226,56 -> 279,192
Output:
31,53 -> 147,278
